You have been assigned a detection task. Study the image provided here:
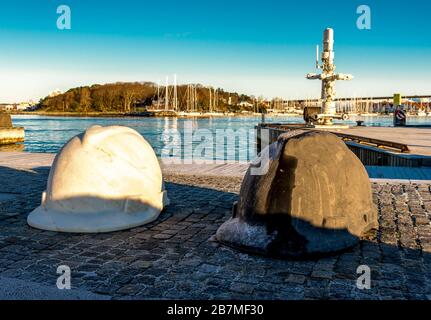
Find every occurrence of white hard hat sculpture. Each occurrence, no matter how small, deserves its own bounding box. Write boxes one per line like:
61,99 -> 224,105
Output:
27,125 -> 169,233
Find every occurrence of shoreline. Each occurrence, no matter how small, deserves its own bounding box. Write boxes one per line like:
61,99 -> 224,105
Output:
9,111 -> 302,119
8,111 -> 404,119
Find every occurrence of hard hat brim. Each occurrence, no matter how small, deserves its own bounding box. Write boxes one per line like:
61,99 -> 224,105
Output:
216,217 -> 359,258
27,205 -> 162,233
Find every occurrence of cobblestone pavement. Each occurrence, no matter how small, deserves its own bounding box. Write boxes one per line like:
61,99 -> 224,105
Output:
0,165 -> 431,300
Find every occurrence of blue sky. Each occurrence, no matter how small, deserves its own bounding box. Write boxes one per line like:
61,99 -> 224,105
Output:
0,0 -> 430,102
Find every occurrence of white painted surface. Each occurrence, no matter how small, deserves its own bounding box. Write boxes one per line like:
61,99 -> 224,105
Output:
27,126 -> 168,233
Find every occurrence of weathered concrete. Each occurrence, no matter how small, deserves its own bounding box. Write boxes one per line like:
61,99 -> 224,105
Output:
0,128 -> 25,145
0,113 -> 24,145
217,131 -> 378,257
0,113 -> 13,128
3,152 -> 431,181
336,126 -> 431,156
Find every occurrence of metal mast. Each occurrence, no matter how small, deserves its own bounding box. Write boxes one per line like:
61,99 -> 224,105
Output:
165,76 -> 169,111
209,87 -> 212,113
157,80 -> 160,110
173,74 -> 178,111
306,28 -> 353,125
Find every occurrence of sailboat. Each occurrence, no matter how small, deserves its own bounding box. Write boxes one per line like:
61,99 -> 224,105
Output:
206,87 -> 224,116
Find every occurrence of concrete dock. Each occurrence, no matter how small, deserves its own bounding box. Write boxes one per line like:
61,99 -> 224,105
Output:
0,152 -> 249,177
261,124 -> 431,156
1,152 -> 431,182
333,126 -> 431,156
258,124 -> 431,168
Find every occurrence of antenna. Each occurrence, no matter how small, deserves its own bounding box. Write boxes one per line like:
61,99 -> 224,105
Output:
315,45 -> 320,69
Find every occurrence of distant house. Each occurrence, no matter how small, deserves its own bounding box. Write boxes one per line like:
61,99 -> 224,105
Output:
0,104 -> 15,111
238,101 -> 253,108
0,100 -> 38,112
147,99 -> 167,111
16,102 -> 31,111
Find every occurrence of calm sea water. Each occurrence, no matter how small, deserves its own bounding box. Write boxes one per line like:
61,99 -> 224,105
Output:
10,114 -> 431,161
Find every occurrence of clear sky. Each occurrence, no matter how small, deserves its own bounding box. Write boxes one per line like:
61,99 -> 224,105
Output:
0,0 -> 430,102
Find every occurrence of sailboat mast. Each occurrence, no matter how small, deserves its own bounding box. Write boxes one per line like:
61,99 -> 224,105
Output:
209,87 -> 212,113
165,76 -> 169,111
215,89 -> 218,112
194,86 -> 197,112
157,80 -> 160,110
173,74 -> 178,111
187,85 -> 190,112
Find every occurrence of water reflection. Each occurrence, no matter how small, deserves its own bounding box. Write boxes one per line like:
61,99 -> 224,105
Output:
9,114 -> 431,160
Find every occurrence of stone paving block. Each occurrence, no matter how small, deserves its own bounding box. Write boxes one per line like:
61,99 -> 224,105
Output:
0,169 -> 431,299
285,274 -> 306,284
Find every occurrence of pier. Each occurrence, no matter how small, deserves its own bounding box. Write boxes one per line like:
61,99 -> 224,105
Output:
257,123 -> 431,169
286,94 -> 431,115
2,151 -> 431,181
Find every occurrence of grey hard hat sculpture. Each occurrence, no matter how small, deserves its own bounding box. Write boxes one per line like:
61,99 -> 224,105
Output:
216,130 -> 378,258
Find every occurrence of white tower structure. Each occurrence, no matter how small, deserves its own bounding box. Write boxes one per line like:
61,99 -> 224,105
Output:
306,28 -> 353,125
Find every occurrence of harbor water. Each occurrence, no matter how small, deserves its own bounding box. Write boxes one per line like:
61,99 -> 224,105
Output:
10,114 -> 431,161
